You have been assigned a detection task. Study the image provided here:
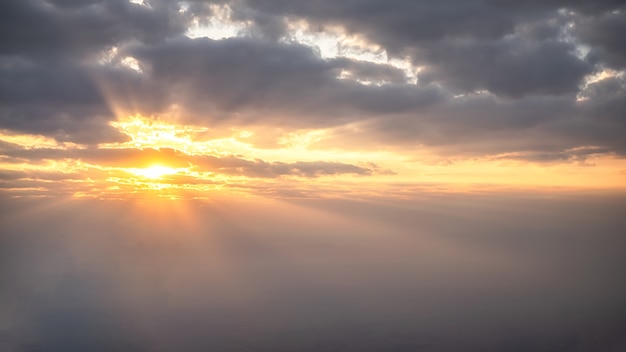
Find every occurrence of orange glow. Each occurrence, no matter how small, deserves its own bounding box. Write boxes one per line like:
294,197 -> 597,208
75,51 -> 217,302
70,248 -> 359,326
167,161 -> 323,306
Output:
1,114 -> 625,201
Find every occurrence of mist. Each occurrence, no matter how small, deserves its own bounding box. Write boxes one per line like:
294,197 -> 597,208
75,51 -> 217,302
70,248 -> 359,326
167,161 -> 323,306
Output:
1,191 -> 625,351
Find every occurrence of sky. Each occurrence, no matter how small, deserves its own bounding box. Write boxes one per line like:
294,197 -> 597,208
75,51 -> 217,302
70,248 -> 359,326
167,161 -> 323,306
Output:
1,0 -> 626,351
0,0 -> 625,196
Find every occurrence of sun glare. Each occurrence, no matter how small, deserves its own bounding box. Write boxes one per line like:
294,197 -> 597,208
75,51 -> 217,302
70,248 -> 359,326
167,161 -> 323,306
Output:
131,165 -> 180,179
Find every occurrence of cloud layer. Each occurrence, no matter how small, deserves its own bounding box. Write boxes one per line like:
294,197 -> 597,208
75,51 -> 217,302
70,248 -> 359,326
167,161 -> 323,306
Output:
1,0 -> 625,156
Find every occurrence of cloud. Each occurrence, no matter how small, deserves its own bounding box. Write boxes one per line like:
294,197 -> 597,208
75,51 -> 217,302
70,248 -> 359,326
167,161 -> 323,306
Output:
574,10 -> 626,69
0,0 -> 188,58
340,75 -> 626,159
237,0 -> 519,50
236,0 -> 598,97
0,0 -> 190,144
0,0 -> 625,163
1,145 -> 383,179
416,37 -> 592,98
128,37 -> 445,124
195,155 -> 376,177
0,58 -> 128,144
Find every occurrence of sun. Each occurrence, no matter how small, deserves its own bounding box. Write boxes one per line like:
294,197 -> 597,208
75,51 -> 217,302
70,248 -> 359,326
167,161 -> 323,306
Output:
132,165 -> 179,179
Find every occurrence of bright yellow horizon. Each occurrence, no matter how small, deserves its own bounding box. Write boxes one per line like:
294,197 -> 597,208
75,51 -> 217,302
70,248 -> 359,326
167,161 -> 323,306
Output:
0,114 -> 624,200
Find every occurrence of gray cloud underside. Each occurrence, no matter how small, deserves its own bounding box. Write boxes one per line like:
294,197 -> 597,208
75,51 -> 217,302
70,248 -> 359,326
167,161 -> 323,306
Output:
0,0 -> 625,160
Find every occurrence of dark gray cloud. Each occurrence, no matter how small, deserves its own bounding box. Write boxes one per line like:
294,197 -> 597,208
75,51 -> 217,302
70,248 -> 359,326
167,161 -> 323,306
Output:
0,0 -> 188,58
0,0 -> 189,144
0,0 -> 625,160
333,91 -> 622,160
129,37 -> 445,126
237,0 -> 623,58
230,0 -> 602,98
239,0 -> 519,50
416,38 -> 592,98
577,10 -> 626,69
487,0 -> 625,14
0,58 -> 127,143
